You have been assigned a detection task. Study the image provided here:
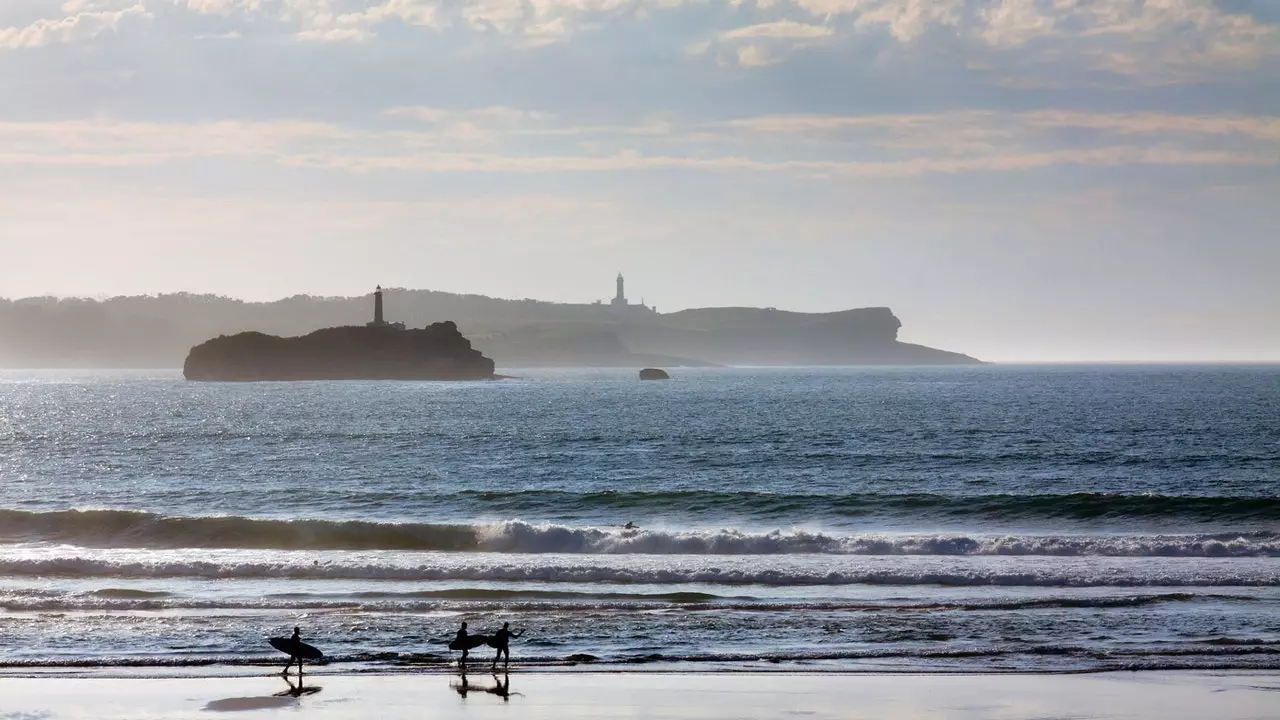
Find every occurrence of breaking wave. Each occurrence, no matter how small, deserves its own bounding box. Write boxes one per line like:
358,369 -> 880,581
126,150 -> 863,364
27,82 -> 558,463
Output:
2,509 -> 1277,557
0,589 -> 1253,613
0,556 -> 1276,586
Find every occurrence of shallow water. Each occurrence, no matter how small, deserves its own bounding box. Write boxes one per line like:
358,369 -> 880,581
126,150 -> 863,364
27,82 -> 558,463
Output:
1,365 -> 1277,674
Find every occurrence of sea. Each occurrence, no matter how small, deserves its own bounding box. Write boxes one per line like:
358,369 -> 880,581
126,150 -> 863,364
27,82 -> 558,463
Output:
0,365 -> 1277,676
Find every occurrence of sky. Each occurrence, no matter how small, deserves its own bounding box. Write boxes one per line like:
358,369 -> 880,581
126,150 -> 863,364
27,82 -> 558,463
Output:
0,0 -> 1277,362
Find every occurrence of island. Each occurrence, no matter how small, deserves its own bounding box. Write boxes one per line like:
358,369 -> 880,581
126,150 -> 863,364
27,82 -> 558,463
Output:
183,288 -> 494,381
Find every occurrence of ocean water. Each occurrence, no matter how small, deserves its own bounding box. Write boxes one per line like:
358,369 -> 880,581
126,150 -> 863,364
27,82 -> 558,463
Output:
0,365 -> 1277,675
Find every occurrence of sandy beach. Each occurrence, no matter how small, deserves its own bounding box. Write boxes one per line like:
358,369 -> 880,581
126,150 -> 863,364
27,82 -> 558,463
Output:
1,671 -> 1277,719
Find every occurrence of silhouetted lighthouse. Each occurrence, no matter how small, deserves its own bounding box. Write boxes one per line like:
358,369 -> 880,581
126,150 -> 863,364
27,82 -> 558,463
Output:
611,273 -> 628,307
373,285 -> 385,326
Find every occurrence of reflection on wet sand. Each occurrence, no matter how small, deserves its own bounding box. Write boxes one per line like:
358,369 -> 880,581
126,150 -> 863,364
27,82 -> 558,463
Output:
450,668 -> 520,703
204,676 -> 321,712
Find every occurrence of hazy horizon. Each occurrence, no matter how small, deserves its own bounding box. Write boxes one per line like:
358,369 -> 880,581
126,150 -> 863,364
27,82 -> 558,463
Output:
2,0 -> 1278,363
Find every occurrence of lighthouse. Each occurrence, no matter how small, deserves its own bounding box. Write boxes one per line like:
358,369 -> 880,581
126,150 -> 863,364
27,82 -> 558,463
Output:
611,273 -> 628,308
369,285 -> 386,327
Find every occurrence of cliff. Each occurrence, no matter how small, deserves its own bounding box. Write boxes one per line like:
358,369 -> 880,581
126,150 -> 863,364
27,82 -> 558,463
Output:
475,307 -> 979,367
2,292 -> 981,369
183,322 -> 495,381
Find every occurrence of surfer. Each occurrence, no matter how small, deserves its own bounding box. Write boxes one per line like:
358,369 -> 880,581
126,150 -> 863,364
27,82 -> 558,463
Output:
282,627 -> 302,677
489,622 -> 524,669
454,622 -> 472,664
268,626 -> 322,678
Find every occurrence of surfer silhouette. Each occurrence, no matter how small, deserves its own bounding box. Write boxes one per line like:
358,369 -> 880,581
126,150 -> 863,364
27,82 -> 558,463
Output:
283,627 -> 302,676
450,621 -> 480,665
268,626 -> 323,678
489,622 -> 524,669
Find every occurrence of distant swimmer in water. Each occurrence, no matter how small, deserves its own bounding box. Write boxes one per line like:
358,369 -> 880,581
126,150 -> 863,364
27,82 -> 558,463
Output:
488,622 -> 525,669
623,522 -> 638,530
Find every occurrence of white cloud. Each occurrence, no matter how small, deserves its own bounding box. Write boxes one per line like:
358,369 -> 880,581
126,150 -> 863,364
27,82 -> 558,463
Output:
1022,110 -> 1280,140
1,110 -> 1275,177
753,0 -> 1278,79
0,2 -> 147,48
721,19 -> 832,40
852,0 -> 964,42
179,0 -> 264,14
709,19 -> 834,66
979,0 -> 1054,48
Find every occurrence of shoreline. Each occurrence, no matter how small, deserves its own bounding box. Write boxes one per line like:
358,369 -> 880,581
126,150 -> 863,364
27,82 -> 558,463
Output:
0,670 -> 1276,719
4,662 -> 1280,680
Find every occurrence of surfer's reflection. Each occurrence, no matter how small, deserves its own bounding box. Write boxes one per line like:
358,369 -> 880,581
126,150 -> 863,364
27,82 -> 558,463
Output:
450,666 -> 472,698
274,673 -> 322,698
484,671 -> 516,702
450,668 -> 519,702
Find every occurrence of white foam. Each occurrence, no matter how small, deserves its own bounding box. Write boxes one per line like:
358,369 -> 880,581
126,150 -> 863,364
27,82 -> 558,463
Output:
0,546 -> 1276,587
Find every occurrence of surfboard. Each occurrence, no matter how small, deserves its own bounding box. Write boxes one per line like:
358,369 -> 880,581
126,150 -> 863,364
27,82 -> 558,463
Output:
269,637 -> 324,660
448,635 -> 490,651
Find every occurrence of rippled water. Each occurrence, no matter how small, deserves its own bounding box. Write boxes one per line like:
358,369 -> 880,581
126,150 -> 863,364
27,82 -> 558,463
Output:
1,365 -> 1277,674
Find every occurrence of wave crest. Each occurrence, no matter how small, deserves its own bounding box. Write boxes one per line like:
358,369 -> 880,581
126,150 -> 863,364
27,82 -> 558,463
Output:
1,509 -> 1277,557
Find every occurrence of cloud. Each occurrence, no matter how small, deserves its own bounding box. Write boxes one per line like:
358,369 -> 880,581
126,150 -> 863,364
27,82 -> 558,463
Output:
740,0 -> 1278,81
705,18 -> 834,66
271,0 -> 626,44
978,0 -> 1054,48
849,0 -> 965,42
1022,111 -> 1280,141
0,2 -> 147,48
179,0 -> 264,14
9,0 -> 1269,88
721,110 -> 1280,156
1,110 -> 1275,178
721,19 -> 832,40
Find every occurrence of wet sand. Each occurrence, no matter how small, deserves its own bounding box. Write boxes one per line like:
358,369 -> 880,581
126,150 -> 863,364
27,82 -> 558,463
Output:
0,671 -> 1278,719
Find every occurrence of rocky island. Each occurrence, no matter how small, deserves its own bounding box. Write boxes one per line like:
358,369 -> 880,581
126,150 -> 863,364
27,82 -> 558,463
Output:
183,288 -> 494,381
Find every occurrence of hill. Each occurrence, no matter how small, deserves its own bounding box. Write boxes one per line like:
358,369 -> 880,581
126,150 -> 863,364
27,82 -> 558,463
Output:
0,290 -> 980,368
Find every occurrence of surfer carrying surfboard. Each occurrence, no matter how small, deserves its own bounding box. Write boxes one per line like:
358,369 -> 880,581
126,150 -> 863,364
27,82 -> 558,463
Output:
450,622 -> 479,664
489,622 -> 524,669
269,626 -> 323,677
282,627 -> 302,676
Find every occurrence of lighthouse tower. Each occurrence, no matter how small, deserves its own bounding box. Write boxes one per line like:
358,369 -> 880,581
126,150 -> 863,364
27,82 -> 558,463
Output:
611,273 -> 628,308
369,285 -> 387,327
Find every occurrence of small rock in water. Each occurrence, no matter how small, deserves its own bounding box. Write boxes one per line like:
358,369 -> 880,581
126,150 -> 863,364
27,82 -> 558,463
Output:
639,368 -> 670,380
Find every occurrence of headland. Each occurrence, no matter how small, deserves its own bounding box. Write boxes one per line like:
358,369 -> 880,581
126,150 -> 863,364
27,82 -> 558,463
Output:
3,276 -> 981,369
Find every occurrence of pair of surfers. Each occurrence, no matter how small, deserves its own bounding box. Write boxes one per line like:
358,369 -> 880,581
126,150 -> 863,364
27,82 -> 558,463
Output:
277,622 -> 525,675
453,621 -> 524,669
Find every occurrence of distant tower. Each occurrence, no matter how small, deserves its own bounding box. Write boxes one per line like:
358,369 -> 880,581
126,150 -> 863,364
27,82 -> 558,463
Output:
373,285 -> 385,326
612,273 -> 627,308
